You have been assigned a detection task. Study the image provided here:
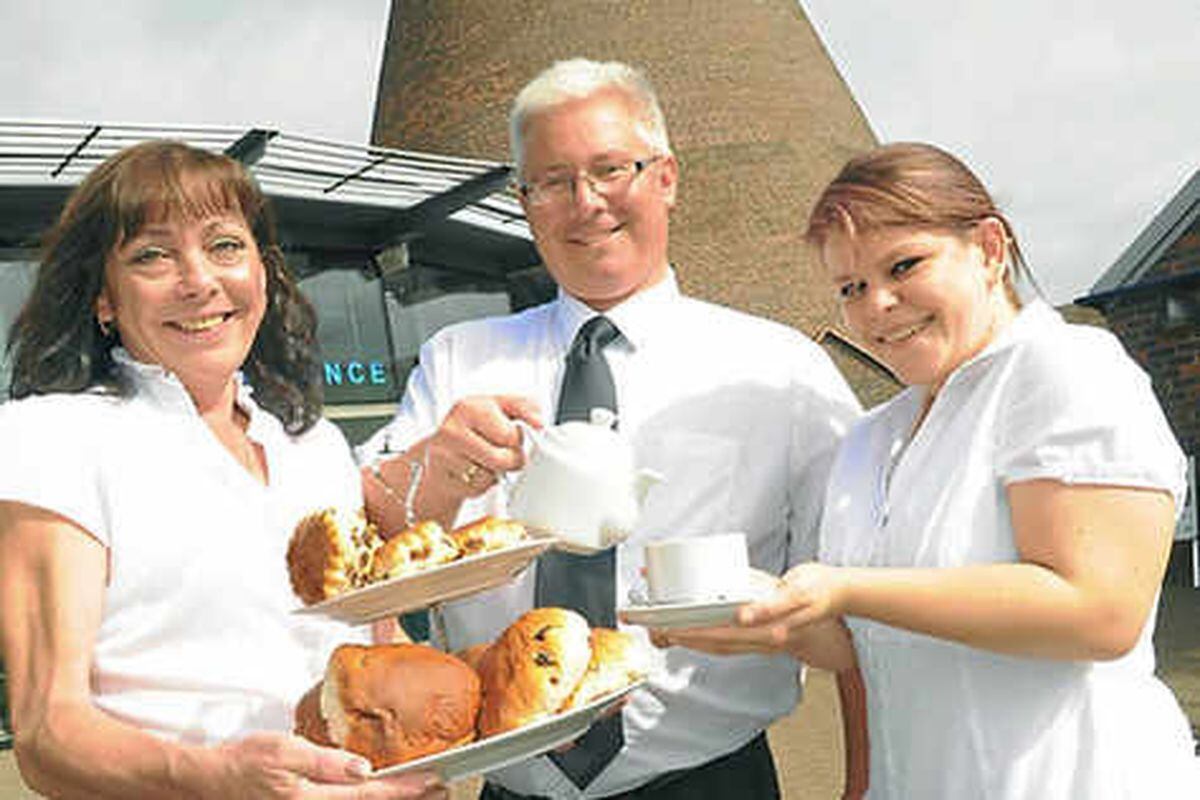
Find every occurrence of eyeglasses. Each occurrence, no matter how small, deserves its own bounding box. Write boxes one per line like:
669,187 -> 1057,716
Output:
517,155 -> 663,207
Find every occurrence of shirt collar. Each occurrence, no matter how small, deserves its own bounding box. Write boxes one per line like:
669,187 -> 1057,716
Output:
970,298 -> 1057,363
552,267 -> 681,352
111,347 -> 259,424
939,298 -> 1060,392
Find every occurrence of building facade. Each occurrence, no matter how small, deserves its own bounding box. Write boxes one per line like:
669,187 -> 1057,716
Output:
1078,169 -> 1200,584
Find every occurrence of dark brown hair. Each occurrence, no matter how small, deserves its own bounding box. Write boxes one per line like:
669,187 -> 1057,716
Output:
6,140 -> 323,434
805,142 -> 1037,301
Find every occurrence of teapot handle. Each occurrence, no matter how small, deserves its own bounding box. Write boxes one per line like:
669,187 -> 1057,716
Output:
500,419 -> 542,492
512,419 -> 543,456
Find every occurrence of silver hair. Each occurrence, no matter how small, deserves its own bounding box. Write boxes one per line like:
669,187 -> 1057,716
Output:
509,58 -> 672,174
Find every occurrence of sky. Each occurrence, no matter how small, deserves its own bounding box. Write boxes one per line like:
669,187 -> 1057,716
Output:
800,0 -> 1200,302
0,0 -> 390,143
3,0 -> 1198,303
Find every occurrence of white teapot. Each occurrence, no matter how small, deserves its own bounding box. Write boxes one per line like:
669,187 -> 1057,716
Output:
507,408 -> 663,553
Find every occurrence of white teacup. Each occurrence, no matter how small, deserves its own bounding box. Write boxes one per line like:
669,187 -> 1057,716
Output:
644,533 -> 751,605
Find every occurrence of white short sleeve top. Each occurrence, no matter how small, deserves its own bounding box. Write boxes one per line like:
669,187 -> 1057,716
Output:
820,301 -> 1196,798
0,350 -> 368,743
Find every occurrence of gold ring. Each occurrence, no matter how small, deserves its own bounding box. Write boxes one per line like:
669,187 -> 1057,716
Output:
460,463 -> 482,485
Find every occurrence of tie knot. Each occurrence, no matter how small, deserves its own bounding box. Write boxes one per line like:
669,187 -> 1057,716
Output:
571,316 -> 621,358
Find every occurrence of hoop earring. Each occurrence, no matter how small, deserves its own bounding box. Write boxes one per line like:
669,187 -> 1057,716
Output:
98,318 -> 113,338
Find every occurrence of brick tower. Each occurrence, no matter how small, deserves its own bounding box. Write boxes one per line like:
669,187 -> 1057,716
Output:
371,0 -> 877,354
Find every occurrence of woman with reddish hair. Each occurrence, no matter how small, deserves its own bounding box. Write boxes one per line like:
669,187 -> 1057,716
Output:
667,143 -> 1197,797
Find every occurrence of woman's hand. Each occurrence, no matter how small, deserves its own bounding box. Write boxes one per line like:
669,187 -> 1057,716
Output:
643,568 -> 856,671
737,561 -> 848,630
206,733 -> 447,799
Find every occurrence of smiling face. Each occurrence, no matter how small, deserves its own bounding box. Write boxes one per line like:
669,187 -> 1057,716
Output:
95,209 -> 267,400
822,221 -> 1016,394
518,88 -> 678,310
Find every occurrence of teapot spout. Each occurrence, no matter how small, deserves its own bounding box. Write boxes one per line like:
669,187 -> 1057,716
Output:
635,469 -> 665,505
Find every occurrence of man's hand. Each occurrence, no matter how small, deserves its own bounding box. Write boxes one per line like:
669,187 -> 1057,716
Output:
425,395 -> 543,499
207,733 -> 448,799
365,395 -> 542,532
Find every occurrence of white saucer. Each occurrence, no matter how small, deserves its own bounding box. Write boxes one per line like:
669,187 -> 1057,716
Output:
617,597 -> 751,630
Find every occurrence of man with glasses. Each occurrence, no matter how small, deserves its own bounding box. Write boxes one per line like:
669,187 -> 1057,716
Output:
359,59 -> 863,799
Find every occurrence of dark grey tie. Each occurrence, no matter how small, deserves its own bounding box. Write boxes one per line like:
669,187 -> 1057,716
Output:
554,315 -> 620,425
535,315 -> 624,788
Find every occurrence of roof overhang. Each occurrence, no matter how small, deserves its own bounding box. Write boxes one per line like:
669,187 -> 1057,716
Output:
1081,168 -> 1200,302
0,120 -> 539,278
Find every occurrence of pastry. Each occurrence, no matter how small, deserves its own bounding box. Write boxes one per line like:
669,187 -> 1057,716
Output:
313,643 -> 481,769
475,607 -> 593,737
449,516 -> 527,557
562,627 -> 649,710
368,520 -> 460,581
286,508 -> 379,604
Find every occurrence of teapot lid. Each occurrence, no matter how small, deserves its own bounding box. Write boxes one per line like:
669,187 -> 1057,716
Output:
537,407 -> 632,472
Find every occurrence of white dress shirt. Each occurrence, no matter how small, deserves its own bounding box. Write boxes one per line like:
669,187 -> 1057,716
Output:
820,300 -> 1197,798
359,270 -> 861,797
0,349 -> 367,743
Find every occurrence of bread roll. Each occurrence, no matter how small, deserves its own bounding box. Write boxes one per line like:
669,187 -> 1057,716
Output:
455,642 -> 493,674
562,628 -> 648,710
318,643 -> 481,769
476,607 -> 593,737
293,681 -> 333,747
368,521 -> 460,582
286,508 -> 378,604
450,516 -> 527,557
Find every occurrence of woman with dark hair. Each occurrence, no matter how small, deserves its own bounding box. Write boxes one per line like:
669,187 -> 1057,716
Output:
0,141 -> 442,799
663,143 -> 1197,797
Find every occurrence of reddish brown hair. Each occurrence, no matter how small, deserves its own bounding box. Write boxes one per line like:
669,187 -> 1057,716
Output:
7,140 -> 323,433
804,142 -> 1035,299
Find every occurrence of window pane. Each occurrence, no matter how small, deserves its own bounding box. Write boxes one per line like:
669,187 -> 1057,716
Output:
0,259 -> 38,399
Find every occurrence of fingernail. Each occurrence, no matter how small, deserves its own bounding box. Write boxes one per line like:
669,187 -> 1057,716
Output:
346,757 -> 371,779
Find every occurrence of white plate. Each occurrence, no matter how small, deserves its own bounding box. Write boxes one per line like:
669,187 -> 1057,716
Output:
294,540 -> 551,624
617,598 -> 750,630
374,679 -> 646,782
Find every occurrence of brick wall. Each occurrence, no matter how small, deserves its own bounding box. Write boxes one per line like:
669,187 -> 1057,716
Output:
1103,293 -> 1199,455
1155,226 -> 1200,279
1092,216 -> 1200,457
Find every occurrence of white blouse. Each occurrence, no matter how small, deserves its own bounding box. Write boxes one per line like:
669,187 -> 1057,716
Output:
0,350 -> 367,743
821,301 -> 1197,798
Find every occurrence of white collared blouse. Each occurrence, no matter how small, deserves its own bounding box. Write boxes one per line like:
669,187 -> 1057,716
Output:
0,349 -> 367,743
821,300 -> 1196,798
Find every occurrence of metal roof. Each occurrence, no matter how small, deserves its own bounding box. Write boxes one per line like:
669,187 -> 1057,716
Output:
1084,167 -> 1200,299
0,120 -> 535,269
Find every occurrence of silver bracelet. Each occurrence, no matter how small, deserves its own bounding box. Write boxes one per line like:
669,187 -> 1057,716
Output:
371,445 -> 427,528
402,455 -> 423,527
